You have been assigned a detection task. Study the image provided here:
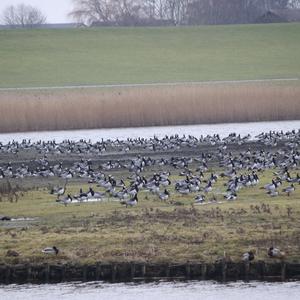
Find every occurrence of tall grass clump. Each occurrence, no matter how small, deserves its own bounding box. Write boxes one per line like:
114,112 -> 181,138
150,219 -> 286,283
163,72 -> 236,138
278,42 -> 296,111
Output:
0,83 -> 299,133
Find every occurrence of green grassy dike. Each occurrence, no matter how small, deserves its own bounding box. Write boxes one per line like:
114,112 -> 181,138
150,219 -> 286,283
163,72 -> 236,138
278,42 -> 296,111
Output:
1,169 -> 300,266
0,23 -> 300,88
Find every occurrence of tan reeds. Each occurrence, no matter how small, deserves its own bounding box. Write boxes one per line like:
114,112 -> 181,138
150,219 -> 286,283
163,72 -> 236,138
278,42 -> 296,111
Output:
0,83 -> 299,133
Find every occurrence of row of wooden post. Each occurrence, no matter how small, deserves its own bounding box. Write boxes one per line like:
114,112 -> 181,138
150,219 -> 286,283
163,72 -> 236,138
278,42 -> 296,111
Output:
1,261 -> 288,284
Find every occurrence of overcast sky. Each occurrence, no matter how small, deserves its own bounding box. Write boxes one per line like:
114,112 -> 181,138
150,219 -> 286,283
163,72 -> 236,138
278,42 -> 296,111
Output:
0,0 -> 74,24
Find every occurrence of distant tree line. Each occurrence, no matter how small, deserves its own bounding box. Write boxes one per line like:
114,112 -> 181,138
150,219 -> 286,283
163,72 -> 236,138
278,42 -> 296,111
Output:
1,0 -> 299,27
1,3 -> 46,28
70,0 -> 300,26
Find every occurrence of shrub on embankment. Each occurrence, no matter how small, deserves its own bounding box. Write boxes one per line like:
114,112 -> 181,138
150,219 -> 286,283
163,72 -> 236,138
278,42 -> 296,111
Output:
0,83 -> 299,133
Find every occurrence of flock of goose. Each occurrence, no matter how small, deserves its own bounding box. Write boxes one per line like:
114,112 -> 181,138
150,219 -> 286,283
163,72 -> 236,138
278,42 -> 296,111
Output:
0,129 -> 299,207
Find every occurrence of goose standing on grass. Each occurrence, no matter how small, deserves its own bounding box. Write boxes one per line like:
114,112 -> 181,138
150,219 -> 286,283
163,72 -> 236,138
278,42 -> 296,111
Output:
268,247 -> 285,259
159,189 -> 170,201
225,192 -> 237,201
121,194 -> 138,208
50,179 -> 68,200
204,181 -> 213,193
263,179 -> 277,192
282,184 -> 295,196
57,194 -> 72,206
195,194 -> 205,204
242,250 -> 255,262
42,246 -> 59,255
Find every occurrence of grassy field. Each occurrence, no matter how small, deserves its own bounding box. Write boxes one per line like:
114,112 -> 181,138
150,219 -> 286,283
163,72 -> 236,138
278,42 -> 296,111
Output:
1,169 -> 300,265
0,23 -> 300,88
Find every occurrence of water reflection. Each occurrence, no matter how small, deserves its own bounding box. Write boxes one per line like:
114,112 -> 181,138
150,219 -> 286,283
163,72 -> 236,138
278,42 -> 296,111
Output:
0,120 -> 299,143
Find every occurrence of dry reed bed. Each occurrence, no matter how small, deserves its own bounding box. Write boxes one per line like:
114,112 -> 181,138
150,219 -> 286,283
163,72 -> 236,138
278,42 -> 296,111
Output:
0,84 -> 299,133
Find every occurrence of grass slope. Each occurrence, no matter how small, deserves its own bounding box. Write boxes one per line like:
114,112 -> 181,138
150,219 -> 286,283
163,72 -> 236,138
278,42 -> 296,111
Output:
0,23 -> 299,88
1,170 -> 300,265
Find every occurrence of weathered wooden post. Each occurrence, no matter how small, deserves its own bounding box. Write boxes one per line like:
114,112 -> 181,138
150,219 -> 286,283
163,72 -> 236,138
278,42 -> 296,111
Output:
45,264 -> 50,283
166,264 -> 170,278
83,265 -> 87,282
96,263 -> 101,281
186,263 -> 191,279
222,260 -> 227,282
245,262 -> 250,282
5,266 -> 11,284
61,265 -> 65,282
130,263 -> 135,280
260,261 -> 265,281
201,264 -> 207,280
141,264 -> 146,278
112,264 -> 117,282
281,262 -> 286,281
27,265 -> 32,282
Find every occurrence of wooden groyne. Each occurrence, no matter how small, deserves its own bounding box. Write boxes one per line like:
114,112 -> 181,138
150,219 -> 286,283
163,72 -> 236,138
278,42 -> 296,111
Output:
0,261 -> 300,284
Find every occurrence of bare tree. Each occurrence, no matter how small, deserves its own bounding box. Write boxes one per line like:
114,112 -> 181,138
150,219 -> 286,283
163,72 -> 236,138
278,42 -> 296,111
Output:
289,0 -> 300,8
69,0 -> 115,24
2,3 -> 46,28
69,0 -> 295,26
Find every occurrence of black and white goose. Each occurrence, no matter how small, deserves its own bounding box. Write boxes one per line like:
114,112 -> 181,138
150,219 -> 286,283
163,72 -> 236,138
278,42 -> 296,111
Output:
50,180 -> 68,199
159,189 -> 170,201
121,194 -> 138,208
282,184 -> 295,196
42,246 -> 59,255
242,250 -> 255,262
57,194 -> 72,206
195,194 -> 205,204
268,247 -> 285,259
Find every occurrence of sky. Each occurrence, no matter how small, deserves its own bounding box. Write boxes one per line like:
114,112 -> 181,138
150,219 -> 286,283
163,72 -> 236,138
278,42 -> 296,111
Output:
0,0 -> 74,24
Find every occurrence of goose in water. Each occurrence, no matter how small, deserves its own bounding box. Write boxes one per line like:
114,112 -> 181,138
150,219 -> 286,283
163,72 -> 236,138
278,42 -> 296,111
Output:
42,246 -> 59,255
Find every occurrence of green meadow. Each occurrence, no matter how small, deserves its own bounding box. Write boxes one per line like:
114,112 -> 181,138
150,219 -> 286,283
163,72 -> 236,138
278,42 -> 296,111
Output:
0,23 -> 299,88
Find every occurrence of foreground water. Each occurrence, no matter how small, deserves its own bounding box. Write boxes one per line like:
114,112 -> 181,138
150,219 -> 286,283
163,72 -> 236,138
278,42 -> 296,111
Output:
1,281 -> 300,300
0,120 -> 300,143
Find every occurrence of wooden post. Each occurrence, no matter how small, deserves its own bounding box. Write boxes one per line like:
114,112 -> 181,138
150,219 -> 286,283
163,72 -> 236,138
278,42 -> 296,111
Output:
96,263 -> 101,281
186,263 -> 191,279
260,261 -> 265,281
201,264 -> 206,280
61,265 -> 65,282
27,265 -> 32,282
112,264 -> 117,282
166,265 -> 170,278
83,265 -> 87,282
5,266 -> 11,284
141,264 -> 146,278
130,264 -> 135,280
45,264 -> 50,283
281,262 -> 286,281
222,260 -> 227,282
245,262 -> 250,282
